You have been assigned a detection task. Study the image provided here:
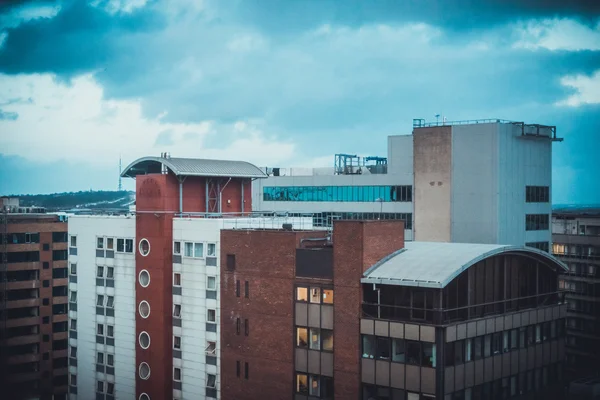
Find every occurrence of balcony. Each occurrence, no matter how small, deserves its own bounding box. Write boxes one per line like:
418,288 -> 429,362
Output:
5,334 -> 40,346
53,332 -> 68,341
6,280 -> 40,290
5,243 -> 40,252
53,349 -> 68,359
53,314 -> 67,323
6,353 -> 40,365
6,317 -> 39,328
6,298 -> 40,309
52,242 -> 68,251
7,262 -> 40,271
53,278 -> 68,287
53,296 -> 68,305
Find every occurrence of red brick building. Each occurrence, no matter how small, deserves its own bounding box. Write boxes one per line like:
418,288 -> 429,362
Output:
1,212 -> 69,399
220,220 -> 569,400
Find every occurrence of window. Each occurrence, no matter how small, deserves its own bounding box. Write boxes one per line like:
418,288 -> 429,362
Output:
473,336 -> 483,360
465,338 -> 473,362
97,381 -> 104,393
117,239 -> 124,252
322,329 -> 334,351
70,263 -> 77,275
106,238 -> 114,250
97,295 -> 104,306
107,325 -> 114,338
296,287 -> 308,302
244,281 -> 249,298
97,237 -> 104,249
526,214 -> 550,231
236,361 -> 240,377
194,242 -> 204,258
309,375 -> 320,396
107,354 -> 114,366
309,328 -> 321,350
206,341 -> 216,355
322,289 -> 334,304
97,266 -> 104,278
173,304 -> 182,318
97,324 -> 104,335
174,336 -> 181,350
422,343 -> 436,368
52,232 -> 68,242
207,243 -> 216,256
70,291 -> 77,302
510,329 -> 518,350
310,287 -> 321,303
173,273 -> 181,286
206,374 -> 216,388
97,352 -> 104,365
70,374 -> 77,386
207,276 -> 216,290
362,335 -> 375,358
526,186 -> 550,203
519,327 -> 527,349
174,367 -> 181,381
184,242 -> 193,257
376,337 -> 391,360
244,362 -> 249,379
70,236 -> 77,247
392,339 -> 405,362
106,296 -> 114,308
263,185 -> 413,202
227,254 -> 236,271
297,327 -> 308,348
526,242 -> 550,252
236,280 -> 240,297
454,340 -> 465,364
125,239 -> 133,253
244,319 -> 249,336
70,346 -> 77,358
406,340 -> 421,365
107,382 -> 114,395
207,308 -> 216,322
296,373 -> 308,394
502,331 -> 509,352
70,319 -> 77,331
236,318 -> 240,334
107,267 -> 114,279
173,241 -> 181,255
492,333 -> 502,354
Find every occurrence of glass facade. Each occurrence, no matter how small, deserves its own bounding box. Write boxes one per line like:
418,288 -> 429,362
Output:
263,185 -> 412,202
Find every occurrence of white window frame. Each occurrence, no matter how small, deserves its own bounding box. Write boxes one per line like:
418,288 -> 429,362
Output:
205,341 -> 216,355
173,272 -> 182,287
173,304 -> 182,318
70,263 -> 77,276
207,309 -> 216,323
125,238 -> 134,253
70,235 -> 77,248
97,351 -> 105,365
173,335 -> 181,350
107,353 -> 114,367
173,241 -> 181,255
97,294 -> 105,307
116,238 -> 125,253
207,243 -> 216,257
107,266 -> 114,279
97,237 -> 105,250
97,381 -> 105,393
97,323 -> 104,336
107,325 -> 114,338
70,319 -> 77,331
70,291 -> 77,302
106,237 -> 114,250
174,367 -> 182,382
106,295 -> 114,309
207,276 -> 217,290
97,266 -> 104,278
206,373 -> 216,389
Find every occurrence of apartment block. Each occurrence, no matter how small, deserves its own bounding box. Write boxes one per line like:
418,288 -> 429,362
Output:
220,219 -> 568,400
252,119 -> 561,247
1,211 -> 69,399
552,209 -> 600,378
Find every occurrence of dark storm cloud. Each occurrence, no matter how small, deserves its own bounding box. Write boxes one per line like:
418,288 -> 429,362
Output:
0,0 -> 165,75
0,0 -> 58,13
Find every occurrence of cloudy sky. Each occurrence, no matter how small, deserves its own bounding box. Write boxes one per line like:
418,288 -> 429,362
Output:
0,0 -> 598,204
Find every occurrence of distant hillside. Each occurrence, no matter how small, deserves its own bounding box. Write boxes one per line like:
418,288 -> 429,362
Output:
15,190 -> 135,211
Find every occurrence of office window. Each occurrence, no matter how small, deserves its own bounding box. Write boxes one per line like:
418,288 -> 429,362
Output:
174,367 -> 181,381
526,214 -> 550,231
70,319 -> 77,331
263,185 -> 413,202
206,341 -> 216,355
309,328 -> 321,350
296,287 -> 308,302
473,336 -> 483,360
173,241 -> 181,255
296,373 -> 308,394
97,381 -> 104,393
97,352 -> 104,365
97,324 -> 104,335
207,243 -> 216,257
70,236 -> 77,247
97,266 -> 104,278
206,374 -> 216,388
106,296 -> 114,308
207,309 -> 216,322
510,329 -> 518,350
174,336 -> 181,350
184,242 -> 193,257
116,238 -> 124,252
97,295 -> 104,306
322,329 -> 334,351
107,267 -> 114,279
297,327 -> 308,348
125,239 -> 133,253
173,273 -> 181,286
526,186 -> 549,203
70,263 -> 77,275
70,346 -> 77,358
376,337 -> 391,360
97,237 -> 104,249
107,383 -> 114,395
310,287 -> 321,303
422,343 -> 436,368
207,276 -> 216,290
106,238 -> 114,250
70,291 -> 77,302
526,242 -> 550,252
406,340 -> 421,365
362,335 -> 375,358
322,289 -> 334,304
107,354 -> 114,366
173,304 -> 182,318
107,325 -> 114,338
194,242 -> 204,258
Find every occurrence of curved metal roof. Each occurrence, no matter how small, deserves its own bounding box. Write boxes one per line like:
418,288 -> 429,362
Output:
362,241 -> 568,289
121,156 -> 267,179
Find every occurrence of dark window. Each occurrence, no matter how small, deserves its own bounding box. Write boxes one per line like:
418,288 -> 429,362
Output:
422,343 -> 435,367
376,337 -> 390,360
362,335 -> 375,358
526,242 -> 549,252
262,185 -> 412,202
52,250 -> 68,261
526,186 -> 550,203
454,340 -> 465,365
43,280 -> 49,288
392,339 -> 405,363
43,352 -> 49,360
244,281 -> 249,298
43,335 -> 49,342
473,336 -> 483,360
43,316 -> 49,324
227,254 -> 236,271
244,319 -> 249,336
236,361 -> 240,377
236,280 -> 240,297
510,329 -> 518,350
492,333 -> 502,355
52,232 -> 68,243
244,362 -> 248,379
43,298 -> 49,306
406,340 -> 421,365
445,342 -> 455,367
3,251 -> 40,263
526,214 -> 550,231
43,244 -> 50,251
43,262 -> 49,269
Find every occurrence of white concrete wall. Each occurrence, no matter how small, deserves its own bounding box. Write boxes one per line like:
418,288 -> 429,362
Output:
497,124 -> 552,246
68,216 -> 136,400
387,134 -> 414,176
451,123 -> 499,244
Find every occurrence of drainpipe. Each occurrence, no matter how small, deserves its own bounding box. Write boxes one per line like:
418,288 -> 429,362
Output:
373,283 -> 381,319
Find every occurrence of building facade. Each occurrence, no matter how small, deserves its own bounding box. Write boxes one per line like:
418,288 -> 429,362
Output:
66,155 -> 317,400
252,119 -> 561,247
552,210 -> 600,378
1,212 -> 69,399
220,220 -> 568,400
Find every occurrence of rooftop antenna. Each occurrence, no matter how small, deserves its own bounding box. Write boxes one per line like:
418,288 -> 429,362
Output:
118,155 -> 123,191
435,114 -> 440,126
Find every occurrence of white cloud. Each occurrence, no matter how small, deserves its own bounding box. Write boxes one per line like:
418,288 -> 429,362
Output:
0,3 -> 61,30
513,18 -> 600,51
0,73 -> 296,167
91,0 -> 148,15
556,70 -> 600,106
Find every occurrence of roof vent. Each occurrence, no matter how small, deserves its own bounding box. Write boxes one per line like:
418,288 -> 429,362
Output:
282,223 -> 293,231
